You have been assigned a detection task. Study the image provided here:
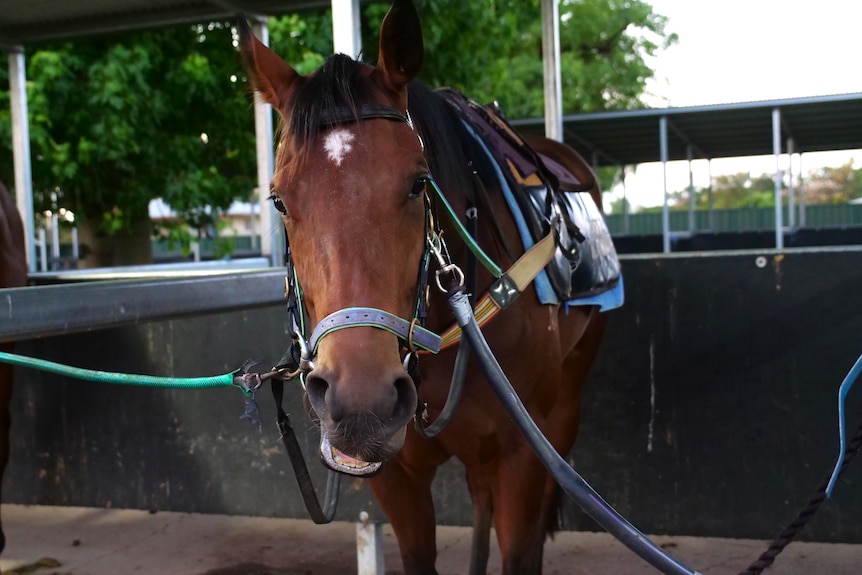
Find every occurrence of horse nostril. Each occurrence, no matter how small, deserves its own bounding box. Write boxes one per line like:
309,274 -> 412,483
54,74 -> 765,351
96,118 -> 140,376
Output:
305,372 -> 334,421
391,373 -> 418,424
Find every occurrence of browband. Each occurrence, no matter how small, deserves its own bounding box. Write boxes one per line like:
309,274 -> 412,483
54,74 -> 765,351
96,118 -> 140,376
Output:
318,104 -> 410,128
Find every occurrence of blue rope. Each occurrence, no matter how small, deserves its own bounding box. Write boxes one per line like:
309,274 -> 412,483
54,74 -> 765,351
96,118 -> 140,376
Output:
826,352 -> 862,497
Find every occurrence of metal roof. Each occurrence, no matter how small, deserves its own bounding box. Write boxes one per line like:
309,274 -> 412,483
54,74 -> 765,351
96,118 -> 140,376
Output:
4,2 -> 862,169
0,0 -> 336,47
512,92 -> 862,167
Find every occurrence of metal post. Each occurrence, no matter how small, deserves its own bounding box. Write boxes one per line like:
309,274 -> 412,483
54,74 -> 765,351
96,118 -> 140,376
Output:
51,213 -> 60,270
356,511 -> 384,575
660,116 -> 670,253
799,154 -> 806,227
37,227 -> 47,273
622,165 -> 630,235
541,0 -> 563,142
9,48 -> 37,273
707,159 -> 715,231
251,20 -> 282,267
772,108 -> 784,249
686,144 -> 695,233
787,138 -> 796,228
331,0 -> 362,58
72,227 -> 79,262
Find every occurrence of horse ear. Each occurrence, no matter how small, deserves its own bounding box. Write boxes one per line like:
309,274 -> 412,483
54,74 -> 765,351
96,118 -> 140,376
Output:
376,0 -> 424,98
238,18 -> 303,111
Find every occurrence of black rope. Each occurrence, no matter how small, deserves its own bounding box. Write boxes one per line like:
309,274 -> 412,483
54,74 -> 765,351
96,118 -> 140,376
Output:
738,415 -> 862,575
271,379 -> 342,524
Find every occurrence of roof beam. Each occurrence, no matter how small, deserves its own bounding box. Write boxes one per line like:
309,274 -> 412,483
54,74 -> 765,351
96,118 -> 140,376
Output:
205,0 -> 266,22
562,128 -> 623,166
666,118 -> 709,160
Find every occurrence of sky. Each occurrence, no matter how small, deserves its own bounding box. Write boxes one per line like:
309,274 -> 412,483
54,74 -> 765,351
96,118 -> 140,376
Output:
611,0 -> 862,209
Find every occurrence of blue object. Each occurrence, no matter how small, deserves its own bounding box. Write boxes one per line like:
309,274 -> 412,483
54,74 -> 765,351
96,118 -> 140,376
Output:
826,353 -> 862,497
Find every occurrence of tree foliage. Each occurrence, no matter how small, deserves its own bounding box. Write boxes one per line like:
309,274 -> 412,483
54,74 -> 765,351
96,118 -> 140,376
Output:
0,23 -> 255,244
654,160 -> 862,212
361,0 -> 676,118
0,0 -> 677,257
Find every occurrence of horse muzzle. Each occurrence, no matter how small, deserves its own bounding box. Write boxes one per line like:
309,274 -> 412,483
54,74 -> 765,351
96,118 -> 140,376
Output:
306,362 -> 415,477
291,307 -> 441,476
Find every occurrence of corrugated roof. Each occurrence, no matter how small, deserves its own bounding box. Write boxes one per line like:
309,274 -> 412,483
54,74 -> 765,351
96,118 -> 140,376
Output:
4,1 -> 861,168
0,0 -> 335,47
512,92 -> 862,167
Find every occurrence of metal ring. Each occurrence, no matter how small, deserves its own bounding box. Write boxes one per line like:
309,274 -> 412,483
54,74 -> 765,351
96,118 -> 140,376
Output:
435,264 -> 465,293
407,318 -> 420,353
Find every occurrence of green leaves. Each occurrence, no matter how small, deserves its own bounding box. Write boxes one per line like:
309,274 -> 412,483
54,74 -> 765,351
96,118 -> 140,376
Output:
0,22 -> 256,242
0,0 -> 676,256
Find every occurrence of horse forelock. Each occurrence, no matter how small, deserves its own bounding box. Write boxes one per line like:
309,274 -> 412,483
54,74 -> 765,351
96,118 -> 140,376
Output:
283,54 -> 377,155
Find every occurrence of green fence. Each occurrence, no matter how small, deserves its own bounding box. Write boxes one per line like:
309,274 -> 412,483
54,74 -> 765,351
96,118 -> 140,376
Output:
605,203 -> 862,235
152,235 -> 258,259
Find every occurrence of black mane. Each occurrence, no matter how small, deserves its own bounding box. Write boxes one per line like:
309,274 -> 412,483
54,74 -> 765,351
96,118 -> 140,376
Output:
288,54 -> 376,150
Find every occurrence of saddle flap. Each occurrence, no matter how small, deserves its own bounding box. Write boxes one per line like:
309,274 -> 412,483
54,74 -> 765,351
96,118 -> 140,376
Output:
438,88 -> 620,302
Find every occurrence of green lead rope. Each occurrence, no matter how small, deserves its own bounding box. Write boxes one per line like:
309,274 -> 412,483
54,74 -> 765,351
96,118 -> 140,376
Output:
0,350 -> 238,391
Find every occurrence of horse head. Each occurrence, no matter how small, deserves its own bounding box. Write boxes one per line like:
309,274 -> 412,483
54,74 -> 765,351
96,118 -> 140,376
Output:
240,0 -> 431,475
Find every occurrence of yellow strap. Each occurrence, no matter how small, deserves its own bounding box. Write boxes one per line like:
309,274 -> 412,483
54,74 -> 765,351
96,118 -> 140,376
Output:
506,231 -> 557,292
420,231 -> 558,354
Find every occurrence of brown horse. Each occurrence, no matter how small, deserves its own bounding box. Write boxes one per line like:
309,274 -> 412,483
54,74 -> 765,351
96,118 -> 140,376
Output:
0,181 -> 27,553
240,2 -> 611,573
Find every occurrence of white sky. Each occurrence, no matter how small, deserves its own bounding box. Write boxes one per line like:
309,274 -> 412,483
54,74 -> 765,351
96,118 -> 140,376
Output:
611,0 -> 862,209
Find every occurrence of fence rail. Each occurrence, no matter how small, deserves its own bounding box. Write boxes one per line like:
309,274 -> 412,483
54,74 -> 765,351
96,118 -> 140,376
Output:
606,203 -> 862,236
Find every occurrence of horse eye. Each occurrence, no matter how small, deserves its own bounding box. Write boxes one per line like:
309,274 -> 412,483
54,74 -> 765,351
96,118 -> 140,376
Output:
409,176 -> 428,199
269,193 -> 288,215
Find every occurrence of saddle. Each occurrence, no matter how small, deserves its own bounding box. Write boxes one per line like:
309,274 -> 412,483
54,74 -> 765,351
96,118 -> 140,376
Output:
439,89 -> 620,302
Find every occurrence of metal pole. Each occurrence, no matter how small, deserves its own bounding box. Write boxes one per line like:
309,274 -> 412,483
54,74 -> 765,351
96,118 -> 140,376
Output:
251,20 -> 282,267
9,48 -> 37,273
707,159 -> 715,231
331,0 -> 362,58
787,138 -> 796,228
772,108 -> 784,249
37,227 -> 47,273
51,213 -> 60,270
541,0 -> 563,142
686,144 -> 695,233
799,154 -> 806,227
356,511 -> 384,575
72,227 -> 79,262
622,165 -> 630,235
660,116 -> 670,253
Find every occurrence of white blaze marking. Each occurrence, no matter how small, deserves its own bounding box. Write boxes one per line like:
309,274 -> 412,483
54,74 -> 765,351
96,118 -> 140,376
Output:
324,129 -> 355,167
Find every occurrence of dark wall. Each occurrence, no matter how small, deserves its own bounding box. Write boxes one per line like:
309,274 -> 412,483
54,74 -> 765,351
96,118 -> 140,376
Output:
8,308 -> 383,521
6,249 -> 862,542
613,227 -> 862,254
562,248 -> 862,542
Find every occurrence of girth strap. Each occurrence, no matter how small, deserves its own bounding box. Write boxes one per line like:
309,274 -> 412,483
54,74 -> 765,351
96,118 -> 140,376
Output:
309,307 -> 443,355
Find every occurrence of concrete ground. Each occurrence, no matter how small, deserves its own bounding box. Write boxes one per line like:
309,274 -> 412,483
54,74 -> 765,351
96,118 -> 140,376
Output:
1,504 -> 860,575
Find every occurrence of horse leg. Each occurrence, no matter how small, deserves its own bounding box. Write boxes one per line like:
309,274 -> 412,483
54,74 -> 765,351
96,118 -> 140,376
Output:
465,469 -> 493,575
538,307 -> 609,568
491,309 -> 606,574
369,446 -> 442,575
492,442 -> 552,575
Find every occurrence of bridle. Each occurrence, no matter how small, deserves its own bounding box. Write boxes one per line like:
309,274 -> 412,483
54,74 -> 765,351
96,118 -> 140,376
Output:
274,104 -> 452,386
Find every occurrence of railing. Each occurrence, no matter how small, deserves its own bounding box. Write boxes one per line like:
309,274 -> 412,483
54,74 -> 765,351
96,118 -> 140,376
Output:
606,203 -> 862,236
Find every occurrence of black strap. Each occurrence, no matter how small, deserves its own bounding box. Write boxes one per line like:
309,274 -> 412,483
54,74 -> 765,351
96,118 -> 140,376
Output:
469,166 -> 517,265
413,206 -> 478,437
271,379 -> 341,524
318,104 -> 409,128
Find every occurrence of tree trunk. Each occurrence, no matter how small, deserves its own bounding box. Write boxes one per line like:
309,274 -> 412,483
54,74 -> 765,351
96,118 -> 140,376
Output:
76,218 -> 154,269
